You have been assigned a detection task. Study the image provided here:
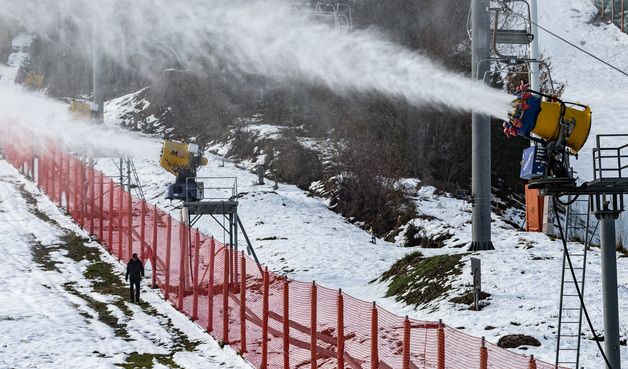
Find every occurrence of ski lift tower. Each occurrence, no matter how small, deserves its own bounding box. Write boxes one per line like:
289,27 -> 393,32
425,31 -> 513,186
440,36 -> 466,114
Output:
504,83 -> 626,368
470,0 -> 553,251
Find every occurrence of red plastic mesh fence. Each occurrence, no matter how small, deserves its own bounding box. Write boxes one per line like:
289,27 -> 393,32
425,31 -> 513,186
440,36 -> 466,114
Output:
0,137 -> 564,369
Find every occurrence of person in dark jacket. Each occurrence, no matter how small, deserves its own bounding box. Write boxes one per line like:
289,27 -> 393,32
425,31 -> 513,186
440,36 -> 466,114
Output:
125,253 -> 145,303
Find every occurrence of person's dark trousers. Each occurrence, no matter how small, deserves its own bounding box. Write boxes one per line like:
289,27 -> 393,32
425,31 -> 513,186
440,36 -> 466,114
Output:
130,279 -> 140,302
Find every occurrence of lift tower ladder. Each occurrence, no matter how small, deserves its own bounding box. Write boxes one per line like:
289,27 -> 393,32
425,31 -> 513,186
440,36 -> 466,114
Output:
555,196 -> 597,369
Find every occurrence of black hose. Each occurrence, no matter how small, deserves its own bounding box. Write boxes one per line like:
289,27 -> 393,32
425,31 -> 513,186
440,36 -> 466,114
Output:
554,194 -> 580,207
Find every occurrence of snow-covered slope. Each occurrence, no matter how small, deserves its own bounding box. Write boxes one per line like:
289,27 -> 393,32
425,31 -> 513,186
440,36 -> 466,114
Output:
0,161 -> 253,369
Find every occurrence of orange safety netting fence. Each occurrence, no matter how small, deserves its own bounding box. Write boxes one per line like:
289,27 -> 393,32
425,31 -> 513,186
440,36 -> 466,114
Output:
0,135 -> 562,369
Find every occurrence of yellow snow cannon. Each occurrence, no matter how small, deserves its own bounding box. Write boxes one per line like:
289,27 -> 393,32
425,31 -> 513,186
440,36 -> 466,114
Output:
159,140 -> 208,177
502,86 -> 592,154
160,140 -> 208,201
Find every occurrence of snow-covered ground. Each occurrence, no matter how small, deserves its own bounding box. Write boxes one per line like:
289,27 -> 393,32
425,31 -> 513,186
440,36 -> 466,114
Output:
0,160 -> 253,369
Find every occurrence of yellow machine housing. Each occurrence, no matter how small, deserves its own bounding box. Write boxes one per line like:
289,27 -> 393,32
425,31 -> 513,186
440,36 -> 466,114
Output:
23,71 -> 45,89
532,101 -> 592,153
159,140 -> 208,176
69,100 -> 92,118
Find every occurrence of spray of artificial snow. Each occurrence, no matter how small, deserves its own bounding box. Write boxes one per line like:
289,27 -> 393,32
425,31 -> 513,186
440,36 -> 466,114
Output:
0,65 -> 159,158
0,0 -> 512,120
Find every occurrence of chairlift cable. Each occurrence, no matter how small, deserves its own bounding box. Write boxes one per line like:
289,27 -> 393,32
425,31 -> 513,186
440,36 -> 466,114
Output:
552,196 -> 614,369
503,4 -> 628,78
532,20 -> 628,78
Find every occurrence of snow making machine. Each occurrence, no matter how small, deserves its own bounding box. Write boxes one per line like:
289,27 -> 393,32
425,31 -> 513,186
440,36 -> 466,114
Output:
502,85 -> 592,185
159,140 -> 208,201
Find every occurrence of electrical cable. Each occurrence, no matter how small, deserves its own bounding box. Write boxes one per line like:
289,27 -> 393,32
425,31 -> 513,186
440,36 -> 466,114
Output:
552,196 -> 614,369
503,4 -> 628,78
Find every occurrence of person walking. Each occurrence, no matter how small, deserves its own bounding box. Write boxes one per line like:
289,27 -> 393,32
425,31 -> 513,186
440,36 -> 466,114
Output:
125,253 -> 145,303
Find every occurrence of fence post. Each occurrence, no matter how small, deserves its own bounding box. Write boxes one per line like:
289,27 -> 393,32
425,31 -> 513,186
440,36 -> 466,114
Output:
178,222 -> 186,311
480,337 -> 488,369
231,245 -> 236,289
73,160 -> 79,222
261,268 -> 269,369
437,320 -> 445,369
240,250 -> 246,354
43,150 -> 48,194
140,202 -> 146,262
337,290 -> 344,369
403,316 -> 410,369
192,229 -> 200,320
311,282 -> 318,369
371,302 -> 379,369
56,149 -> 61,205
207,237 -> 215,332
151,204 -> 158,288
527,355 -> 537,369
50,147 -> 56,202
65,154 -> 70,212
99,172 -> 104,241
165,216 -> 172,301
223,244 -> 230,344
89,165 -> 95,235
127,191 -> 133,261
108,179 -> 114,252
79,162 -> 85,228
283,278 -> 290,369
117,185 -> 123,260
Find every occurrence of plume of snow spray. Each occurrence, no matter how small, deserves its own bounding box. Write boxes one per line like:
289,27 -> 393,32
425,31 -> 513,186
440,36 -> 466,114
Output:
0,0 -> 512,120
0,65 -> 159,158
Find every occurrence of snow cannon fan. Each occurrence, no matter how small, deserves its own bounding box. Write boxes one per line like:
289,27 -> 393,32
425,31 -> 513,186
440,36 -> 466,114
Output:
502,84 -> 591,181
159,140 -> 209,202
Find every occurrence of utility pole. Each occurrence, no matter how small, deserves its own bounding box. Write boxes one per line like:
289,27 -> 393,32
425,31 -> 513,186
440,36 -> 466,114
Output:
529,0 -> 541,92
595,198 -> 622,369
470,0 -> 494,251
92,13 -> 104,122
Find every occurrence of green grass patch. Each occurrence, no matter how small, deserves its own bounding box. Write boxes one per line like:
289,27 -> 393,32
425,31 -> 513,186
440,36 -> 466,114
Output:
115,352 -> 183,369
30,240 -> 62,272
60,233 -> 100,263
63,283 -> 129,339
379,251 -> 466,307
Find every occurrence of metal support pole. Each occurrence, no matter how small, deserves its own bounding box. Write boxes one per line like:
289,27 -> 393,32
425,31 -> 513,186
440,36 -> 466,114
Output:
229,214 -> 235,286
622,0 -> 625,32
595,205 -> 621,369
234,209 -> 239,287
126,158 -> 132,194
92,13 -> 104,122
529,0 -> 541,92
470,0 -> 494,251
119,158 -> 124,187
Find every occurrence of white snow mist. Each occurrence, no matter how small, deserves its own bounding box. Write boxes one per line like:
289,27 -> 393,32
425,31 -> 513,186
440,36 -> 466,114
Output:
0,0 -> 512,119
